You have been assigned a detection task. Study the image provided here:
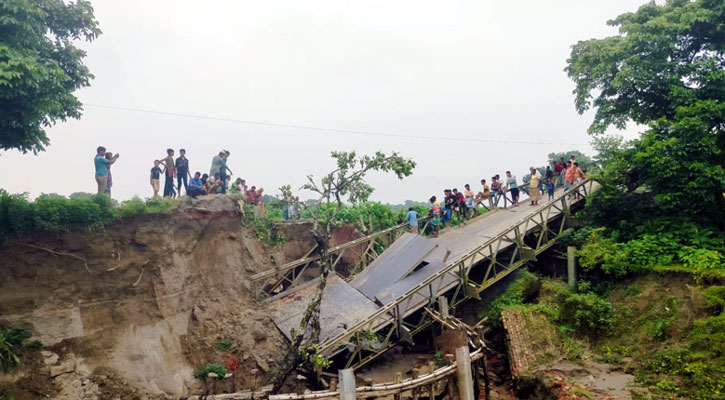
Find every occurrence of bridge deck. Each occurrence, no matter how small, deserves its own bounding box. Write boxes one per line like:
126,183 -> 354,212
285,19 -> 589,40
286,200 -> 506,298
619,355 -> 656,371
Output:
269,186 -> 580,343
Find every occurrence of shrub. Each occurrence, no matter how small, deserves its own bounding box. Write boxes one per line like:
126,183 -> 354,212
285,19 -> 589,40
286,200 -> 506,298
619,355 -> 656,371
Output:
0,190 -> 177,244
557,291 -> 615,338
193,363 -> 228,380
249,215 -> 286,246
557,226 -> 593,248
0,324 -> 41,372
577,228 -> 633,277
577,224 -> 725,278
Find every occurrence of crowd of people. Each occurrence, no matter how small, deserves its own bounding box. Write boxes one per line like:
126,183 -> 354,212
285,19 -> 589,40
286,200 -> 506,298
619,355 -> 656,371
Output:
92,147 -> 586,230
92,146 -> 306,219
413,155 -> 587,237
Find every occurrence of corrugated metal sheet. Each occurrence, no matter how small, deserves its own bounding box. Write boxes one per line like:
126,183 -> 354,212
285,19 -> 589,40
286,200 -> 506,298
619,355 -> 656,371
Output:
350,233 -> 437,302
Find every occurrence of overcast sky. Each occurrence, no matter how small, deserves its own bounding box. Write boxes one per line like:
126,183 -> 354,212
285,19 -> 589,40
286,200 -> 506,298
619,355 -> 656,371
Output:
0,0 -> 646,204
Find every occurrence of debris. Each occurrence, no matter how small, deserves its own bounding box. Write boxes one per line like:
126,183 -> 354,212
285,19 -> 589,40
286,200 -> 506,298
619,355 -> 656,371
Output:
42,350 -> 59,365
50,359 -> 75,378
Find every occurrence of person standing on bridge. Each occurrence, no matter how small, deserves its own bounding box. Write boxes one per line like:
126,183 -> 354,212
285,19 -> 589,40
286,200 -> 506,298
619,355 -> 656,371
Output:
428,196 -> 441,237
564,160 -> 576,192
528,167 -> 541,206
505,171 -> 519,208
553,159 -> 564,187
405,207 -> 419,234
547,178 -> 555,201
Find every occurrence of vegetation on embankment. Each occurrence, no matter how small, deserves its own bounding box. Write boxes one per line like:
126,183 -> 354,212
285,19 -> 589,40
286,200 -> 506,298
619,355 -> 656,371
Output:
484,269 -> 725,399
0,190 -> 176,244
1,186 -> 476,247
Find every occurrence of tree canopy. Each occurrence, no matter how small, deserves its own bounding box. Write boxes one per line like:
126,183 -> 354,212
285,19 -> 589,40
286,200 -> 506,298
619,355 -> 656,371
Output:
0,0 -> 101,154
566,0 -> 725,227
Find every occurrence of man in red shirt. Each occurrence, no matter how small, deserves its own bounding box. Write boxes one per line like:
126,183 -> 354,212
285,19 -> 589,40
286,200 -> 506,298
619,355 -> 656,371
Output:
553,158 -> 565,187
245,186 -> 258,205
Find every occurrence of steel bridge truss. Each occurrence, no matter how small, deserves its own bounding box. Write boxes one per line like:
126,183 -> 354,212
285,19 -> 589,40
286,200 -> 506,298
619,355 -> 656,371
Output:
319,179 -> 597,374
251,217 -> 432,298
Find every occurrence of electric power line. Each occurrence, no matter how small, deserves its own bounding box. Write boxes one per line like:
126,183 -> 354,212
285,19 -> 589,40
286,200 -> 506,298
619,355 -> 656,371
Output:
84,103 -> 586,146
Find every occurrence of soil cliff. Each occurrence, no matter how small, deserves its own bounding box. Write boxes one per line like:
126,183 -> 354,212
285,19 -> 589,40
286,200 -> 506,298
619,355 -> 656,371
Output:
0,195 -> 317,399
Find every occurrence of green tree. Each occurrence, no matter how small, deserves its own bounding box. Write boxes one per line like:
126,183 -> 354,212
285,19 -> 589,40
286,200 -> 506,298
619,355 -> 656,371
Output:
547,150 -> 595,168
0,0 -> 101,154
566,0 -> 725,226
269,150 -> 415,392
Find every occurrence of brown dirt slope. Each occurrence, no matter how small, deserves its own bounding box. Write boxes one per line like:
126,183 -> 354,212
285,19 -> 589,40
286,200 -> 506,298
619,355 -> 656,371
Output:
0,195 -> 317,399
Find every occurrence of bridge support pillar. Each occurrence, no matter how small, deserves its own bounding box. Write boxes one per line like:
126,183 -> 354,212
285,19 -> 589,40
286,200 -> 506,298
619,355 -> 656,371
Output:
567,246 -> 577,290
338,368 -> 356,400
456,346 -> 475,400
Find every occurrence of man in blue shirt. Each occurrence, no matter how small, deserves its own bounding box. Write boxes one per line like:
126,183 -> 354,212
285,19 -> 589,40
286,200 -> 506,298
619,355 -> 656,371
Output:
94,146 -> 119,194
405,207 -> 419,234
188,171 -> 205,198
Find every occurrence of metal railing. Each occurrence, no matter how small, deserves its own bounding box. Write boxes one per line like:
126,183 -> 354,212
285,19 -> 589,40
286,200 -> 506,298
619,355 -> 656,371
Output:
252,180 -> 573,298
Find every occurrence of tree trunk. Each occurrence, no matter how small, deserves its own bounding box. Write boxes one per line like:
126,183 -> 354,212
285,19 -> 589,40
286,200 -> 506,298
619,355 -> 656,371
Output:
269,230 -> 330,393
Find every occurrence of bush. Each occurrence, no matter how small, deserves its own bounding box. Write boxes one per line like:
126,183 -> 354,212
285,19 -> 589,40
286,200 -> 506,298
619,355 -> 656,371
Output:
577,223 -> 725,278
577,228 -> 633,277
249,215 -> 286,246
0,190 -> 176,244
557,291 -> 615,338
193,363 -> 228,380
557,226 -> 593,248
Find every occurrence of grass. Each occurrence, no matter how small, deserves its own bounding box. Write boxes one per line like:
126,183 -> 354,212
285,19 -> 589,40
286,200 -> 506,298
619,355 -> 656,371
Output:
215,339 -> 232,352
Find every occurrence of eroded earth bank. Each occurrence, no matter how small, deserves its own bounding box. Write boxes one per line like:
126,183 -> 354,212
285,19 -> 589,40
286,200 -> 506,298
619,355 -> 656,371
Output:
0,195 -> 316,399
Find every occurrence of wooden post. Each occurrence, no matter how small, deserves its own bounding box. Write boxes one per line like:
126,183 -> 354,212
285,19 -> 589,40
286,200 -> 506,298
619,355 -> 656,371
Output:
438,296 -> 449,319
567,246 -> 577,290
295,374 -> 307,394
411,368 -> 420,400
455,347 -> 474,400
427,361 -> 436,399
330,377 -> 338,392
338,368 -> 356,400
394,372 -> 402,400
445,354 -> 456,399
363,378 -> 375,400
250,368 -> 259,392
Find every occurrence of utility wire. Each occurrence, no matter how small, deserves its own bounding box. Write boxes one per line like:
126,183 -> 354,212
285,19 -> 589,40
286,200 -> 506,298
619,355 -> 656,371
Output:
84,103 -> 586,146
